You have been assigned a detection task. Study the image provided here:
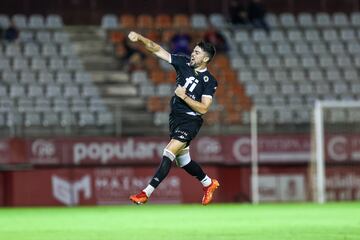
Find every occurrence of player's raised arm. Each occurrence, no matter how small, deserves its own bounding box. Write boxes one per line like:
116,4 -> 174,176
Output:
128,31 -> 171,63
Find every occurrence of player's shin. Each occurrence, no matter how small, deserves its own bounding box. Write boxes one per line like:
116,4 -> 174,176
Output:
144,149 -> 175,197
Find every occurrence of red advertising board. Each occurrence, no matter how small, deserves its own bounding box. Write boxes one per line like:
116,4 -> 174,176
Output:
22,134 -> 312,165
1,133 -> 360,166
326,166 -> 360,201
0,173 -> 4,206
4,167 -> 222,206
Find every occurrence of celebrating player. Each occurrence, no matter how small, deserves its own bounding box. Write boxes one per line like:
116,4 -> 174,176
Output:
128,31 -> 219,205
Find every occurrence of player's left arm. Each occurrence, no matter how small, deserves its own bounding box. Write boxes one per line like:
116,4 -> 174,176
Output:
174,86 -> 212,115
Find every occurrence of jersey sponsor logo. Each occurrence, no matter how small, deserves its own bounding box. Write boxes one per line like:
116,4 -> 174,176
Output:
184,76 -> 199,92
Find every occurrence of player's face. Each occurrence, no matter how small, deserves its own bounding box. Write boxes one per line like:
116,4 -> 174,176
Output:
190,46 -> 208,67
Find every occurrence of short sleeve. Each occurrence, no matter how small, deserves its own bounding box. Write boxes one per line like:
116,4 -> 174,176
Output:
202,79 -> 218,98
170,54 -> 189,68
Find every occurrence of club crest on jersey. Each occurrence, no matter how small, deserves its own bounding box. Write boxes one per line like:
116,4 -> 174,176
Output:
203,76 -> 209,82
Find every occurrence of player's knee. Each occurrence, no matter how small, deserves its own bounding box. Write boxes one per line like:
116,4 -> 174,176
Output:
176,151 -> 191,167
163,148 -> 176,161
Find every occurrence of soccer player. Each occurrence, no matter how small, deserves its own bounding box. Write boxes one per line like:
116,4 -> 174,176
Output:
128,31 -> 220,205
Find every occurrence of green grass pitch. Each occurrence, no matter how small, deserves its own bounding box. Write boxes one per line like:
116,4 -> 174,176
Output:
0,202 -> 359,240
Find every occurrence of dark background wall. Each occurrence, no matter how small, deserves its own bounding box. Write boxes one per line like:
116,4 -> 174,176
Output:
0,0 -> 359,24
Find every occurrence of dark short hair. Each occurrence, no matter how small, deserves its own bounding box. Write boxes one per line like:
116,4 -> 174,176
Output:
196,41 -> 216,63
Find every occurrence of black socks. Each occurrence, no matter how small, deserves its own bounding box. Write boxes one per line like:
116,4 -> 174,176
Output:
182,160 -> 206,181
149,156 -> 172,188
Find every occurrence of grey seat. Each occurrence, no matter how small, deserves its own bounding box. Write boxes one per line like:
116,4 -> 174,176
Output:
60,112 -> 76,126
2,70 -> 18,83
139,85 -> 155,96
340,29 -> 355,41
329,42 -> 345,55
294,43 -> 310,56
45,85 -> 62,97
259,43 -> 275,55
301,56 -> 317,68
131,70 -> 148,84
322,29 -> 339,42
24,43 -> 40,57
305,30 -> 321,42
290,69 -> 306,82
12,14 -> 27,28
333,12 -> 349,27
28,84 -> 44,97
266,56 -> 281,69
6,112 -> 23,127
24,112 -> 42,126
28,14 -> 45,28
350,12 -> 360,27
42,43 -> 58,57
279,13 -> 297,28
157,84 -> 172,96
10,85 -> 25,97
277,108 -> 294,123
13,58 -> 29,70
71,98 -> 87,112
19,31 -> 34,42
46,15 -> 63,28
35,98 -> 52,112
284,56 -> 299,68
234,30 -> 249,43
56,71 -> 72,83
42,112 -> 59,126
89,98 -> 107,112
325,69 -> 341,82
311,42 -> 327,55
17,98 -> 34,112
96,112 -> 114,125
209,13 -> 226,28
316,13 -> 332,27
101,14 -> 118,29
273,70 -> 288,82
78,112 -> 96,126
298,13 -> 314,28
54,98 -> 69,112
31,58 -> 47,70
309,69 -> 324,82
64,85 -> 80,97
36,31 -> 51,43
5,44 -> 21,57
66,58 -> 83,70
53,32 -> 69,43
0,14 -> 10,28
0,98 -> 13,112
336,55 -> 352,68
49,58 -> 65,70
239,70 -> 253,83
74,72 -> 91,83
191,14 -> 208,29
287,30 -> 303,42
0,85 -> 7,97
276,42 -> 292,56
39,71 -> 55,84
82,85 -> 99,97
344,69 -> 358,81
60,44 -> 75,57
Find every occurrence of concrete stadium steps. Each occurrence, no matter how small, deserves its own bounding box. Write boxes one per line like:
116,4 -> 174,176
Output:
65,25 -> 158,136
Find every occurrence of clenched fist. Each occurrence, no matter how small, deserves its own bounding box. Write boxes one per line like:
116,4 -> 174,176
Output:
175,85 -> 187,100
128,31 -> 139,42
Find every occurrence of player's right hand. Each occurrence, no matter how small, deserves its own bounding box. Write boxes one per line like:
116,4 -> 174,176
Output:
128,31 -> 139,42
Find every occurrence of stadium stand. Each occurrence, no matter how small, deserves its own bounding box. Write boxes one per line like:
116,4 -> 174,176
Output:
0,14 -> 114,136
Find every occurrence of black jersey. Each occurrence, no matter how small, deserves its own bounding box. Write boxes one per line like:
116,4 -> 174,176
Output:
169,54 -> 218,116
